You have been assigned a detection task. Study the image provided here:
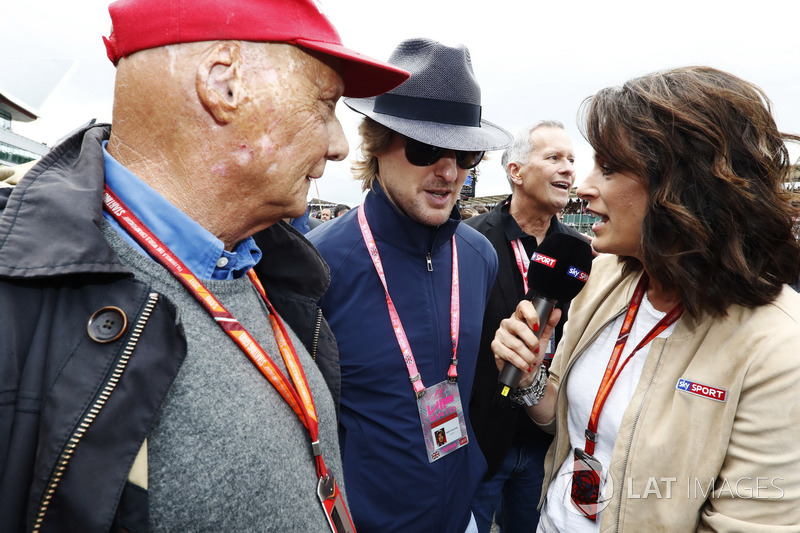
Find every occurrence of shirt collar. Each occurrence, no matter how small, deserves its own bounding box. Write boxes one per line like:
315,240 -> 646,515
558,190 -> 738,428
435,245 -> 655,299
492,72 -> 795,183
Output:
101,142 -> 261,280
499,196 -> 563,244
499,197 -> 529,242
499,196 -> 570,261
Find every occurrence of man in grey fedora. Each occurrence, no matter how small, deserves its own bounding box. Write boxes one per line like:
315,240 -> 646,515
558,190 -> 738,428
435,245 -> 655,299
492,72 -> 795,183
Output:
308,38 -> 512,533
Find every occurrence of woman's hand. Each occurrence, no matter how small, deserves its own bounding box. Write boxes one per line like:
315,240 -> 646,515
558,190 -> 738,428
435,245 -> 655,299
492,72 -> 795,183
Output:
491,301 -> 561,387
491,300 -> 561,425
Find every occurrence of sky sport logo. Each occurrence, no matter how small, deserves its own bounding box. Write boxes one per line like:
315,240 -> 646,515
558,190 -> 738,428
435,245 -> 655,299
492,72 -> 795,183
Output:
531,252 -> 556,268
567,265 -> 589,283
675,378 -> 727,402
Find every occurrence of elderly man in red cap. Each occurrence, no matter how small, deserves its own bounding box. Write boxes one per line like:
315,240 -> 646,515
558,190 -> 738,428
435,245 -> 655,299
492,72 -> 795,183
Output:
0,0 -> 407,531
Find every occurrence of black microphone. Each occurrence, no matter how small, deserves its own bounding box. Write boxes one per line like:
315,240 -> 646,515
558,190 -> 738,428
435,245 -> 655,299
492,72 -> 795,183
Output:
498,232 -> 594,397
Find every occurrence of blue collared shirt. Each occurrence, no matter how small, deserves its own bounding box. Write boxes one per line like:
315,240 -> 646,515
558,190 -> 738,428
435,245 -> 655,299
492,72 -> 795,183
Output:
101,142 -> 262,280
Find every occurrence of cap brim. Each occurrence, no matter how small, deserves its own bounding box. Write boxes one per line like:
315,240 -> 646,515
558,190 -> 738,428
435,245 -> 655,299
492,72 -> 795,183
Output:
296,39 -> 410,98
344,97 -> 513,152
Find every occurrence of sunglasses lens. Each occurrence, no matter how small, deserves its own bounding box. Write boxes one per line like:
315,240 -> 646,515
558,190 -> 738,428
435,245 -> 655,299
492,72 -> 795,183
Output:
457,151 -> 484,169
403,137 -> 484,169
404,137 -> 444,166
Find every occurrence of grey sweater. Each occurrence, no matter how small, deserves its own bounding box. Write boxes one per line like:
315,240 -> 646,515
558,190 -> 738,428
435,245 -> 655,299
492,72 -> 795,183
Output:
105,225 -> 344,532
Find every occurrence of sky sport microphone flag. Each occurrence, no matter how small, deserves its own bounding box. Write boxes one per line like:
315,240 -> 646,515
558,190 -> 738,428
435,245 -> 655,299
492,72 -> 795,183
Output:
498,232 -> 594,395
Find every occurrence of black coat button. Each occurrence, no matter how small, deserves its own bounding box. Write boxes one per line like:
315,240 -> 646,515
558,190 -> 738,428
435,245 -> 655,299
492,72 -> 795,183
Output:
87,306 -> 128,343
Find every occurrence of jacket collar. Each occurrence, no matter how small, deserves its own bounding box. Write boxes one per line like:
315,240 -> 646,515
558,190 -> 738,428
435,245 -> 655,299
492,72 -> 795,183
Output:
252,221 -> 330,301
493,195 -> 563,244
363,181 -> 461,255
580,256 -> 708,339
0,124 -> 131,279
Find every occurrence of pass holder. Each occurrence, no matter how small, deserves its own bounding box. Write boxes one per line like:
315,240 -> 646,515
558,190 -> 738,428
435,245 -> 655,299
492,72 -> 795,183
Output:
317,473 -> 357,533
571,447 -> 602,521
417,380 -> 469,463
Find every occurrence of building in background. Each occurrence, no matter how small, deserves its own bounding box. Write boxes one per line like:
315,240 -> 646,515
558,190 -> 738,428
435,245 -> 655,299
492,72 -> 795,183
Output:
0,89 -> 49,167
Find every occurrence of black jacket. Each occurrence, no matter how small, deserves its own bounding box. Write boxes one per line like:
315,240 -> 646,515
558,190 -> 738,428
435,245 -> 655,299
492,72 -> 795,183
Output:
0,124 -> 339,532
465,198 -> 584,478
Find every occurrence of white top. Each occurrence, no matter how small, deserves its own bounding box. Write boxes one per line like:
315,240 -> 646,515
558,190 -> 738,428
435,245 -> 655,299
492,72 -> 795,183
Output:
541,291 -> 677,532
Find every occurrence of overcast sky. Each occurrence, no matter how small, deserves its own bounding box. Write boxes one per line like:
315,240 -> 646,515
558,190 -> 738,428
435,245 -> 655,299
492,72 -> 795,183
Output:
5,0 -> 800,206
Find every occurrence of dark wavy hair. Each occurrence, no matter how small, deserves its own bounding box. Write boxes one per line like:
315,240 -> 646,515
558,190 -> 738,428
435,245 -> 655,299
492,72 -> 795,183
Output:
580,66 -> 800,318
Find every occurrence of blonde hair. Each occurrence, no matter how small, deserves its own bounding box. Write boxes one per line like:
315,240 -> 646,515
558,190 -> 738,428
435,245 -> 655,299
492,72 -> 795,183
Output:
351,118 -> 395,192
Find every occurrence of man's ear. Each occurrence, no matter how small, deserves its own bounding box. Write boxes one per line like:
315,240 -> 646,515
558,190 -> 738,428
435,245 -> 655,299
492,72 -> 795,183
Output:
196,41 -> 243,124
508,162 -> 523,185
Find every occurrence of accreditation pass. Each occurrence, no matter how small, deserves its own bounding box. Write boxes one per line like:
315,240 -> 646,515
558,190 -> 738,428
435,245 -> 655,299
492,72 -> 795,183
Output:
417,380 -> 469,462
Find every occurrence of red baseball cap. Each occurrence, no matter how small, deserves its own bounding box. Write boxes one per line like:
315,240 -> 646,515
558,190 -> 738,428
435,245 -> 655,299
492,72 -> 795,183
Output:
103,0 -> 409,97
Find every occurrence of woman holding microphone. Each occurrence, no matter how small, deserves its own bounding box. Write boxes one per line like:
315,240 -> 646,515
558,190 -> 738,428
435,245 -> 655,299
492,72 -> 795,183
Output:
493,66 -> 800,532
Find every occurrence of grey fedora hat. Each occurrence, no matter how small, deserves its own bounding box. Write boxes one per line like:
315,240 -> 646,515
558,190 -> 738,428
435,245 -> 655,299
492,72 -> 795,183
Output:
344,38 -> 512,152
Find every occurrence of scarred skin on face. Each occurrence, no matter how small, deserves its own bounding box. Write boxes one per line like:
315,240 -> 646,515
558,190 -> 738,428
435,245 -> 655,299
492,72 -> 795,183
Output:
235,143 -> 254,165
229,43 -> 348,224
107,41 -> 348,249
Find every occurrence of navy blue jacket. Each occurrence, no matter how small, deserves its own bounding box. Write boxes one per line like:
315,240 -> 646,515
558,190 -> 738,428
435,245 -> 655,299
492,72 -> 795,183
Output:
308,184 -> 497,533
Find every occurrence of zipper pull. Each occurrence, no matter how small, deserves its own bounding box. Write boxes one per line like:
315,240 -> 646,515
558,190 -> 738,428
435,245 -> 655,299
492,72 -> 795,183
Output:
426,253 -> 433,272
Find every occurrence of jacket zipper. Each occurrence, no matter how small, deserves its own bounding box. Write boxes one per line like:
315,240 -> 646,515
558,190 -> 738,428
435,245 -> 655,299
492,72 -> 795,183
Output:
33,292 -> 160,531
426,252 -> 433,272
612,338 -> 668,533
311,308 -> 322,362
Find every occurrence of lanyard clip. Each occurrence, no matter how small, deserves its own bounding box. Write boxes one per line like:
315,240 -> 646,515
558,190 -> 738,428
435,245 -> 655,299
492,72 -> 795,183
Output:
446,358 -> 458,383
311,439 -> 322,457
410,373 -> 427,399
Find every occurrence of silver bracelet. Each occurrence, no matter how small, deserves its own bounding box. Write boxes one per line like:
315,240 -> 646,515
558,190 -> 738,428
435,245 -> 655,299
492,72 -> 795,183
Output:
510,365 -> 549,407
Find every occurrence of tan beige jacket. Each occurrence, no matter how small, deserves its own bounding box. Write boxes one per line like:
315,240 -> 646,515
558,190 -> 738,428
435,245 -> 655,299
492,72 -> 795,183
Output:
540,254 -> 800,532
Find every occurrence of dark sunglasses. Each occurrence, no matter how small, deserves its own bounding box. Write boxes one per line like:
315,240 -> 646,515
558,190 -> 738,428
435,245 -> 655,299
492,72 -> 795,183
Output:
403,136 -> 484,169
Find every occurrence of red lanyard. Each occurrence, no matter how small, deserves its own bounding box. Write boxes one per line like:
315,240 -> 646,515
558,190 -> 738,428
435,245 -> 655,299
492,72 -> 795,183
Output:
357,205 -> 459,399
103,185 -> 329,479
510,238 -> 530,294
582,274 -> 684,456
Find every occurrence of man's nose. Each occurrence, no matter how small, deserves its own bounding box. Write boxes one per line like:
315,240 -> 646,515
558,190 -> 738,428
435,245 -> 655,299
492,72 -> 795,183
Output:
433,151 -> 459,182
326,116 -> 349,162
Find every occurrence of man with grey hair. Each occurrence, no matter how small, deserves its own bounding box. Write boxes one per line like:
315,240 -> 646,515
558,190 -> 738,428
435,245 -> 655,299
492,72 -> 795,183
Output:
465,122 -> 586,532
